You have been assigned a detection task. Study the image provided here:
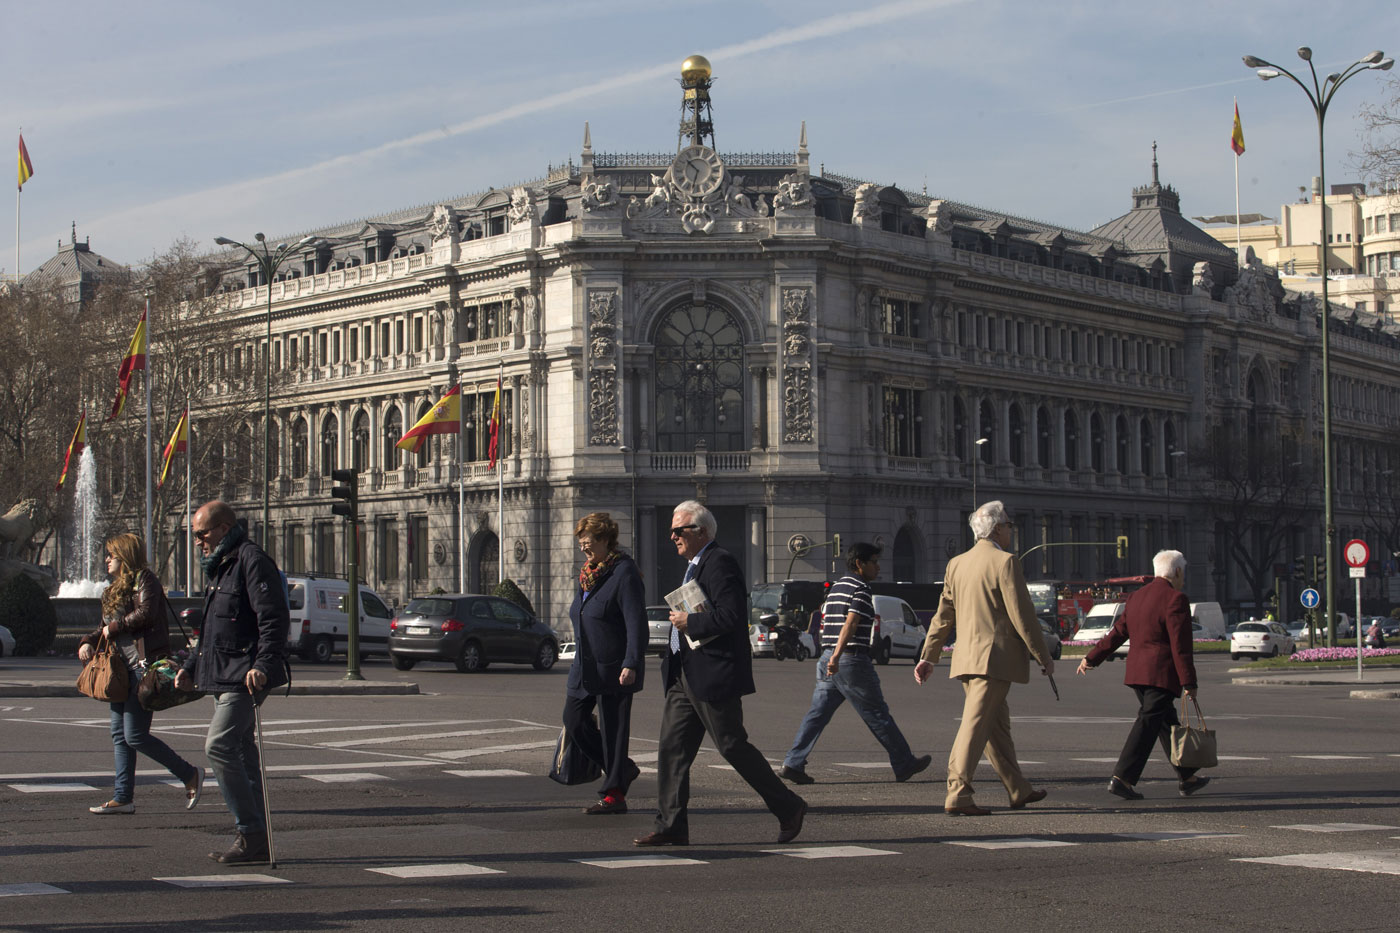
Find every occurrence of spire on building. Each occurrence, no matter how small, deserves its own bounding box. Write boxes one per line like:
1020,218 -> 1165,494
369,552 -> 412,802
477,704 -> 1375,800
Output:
678,54 -> 715,151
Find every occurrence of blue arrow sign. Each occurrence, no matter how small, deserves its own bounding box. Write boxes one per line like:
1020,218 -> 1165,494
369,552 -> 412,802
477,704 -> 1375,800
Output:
1300,587 -> 1320,609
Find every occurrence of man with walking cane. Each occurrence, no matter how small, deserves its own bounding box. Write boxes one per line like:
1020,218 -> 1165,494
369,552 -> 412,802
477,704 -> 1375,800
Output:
175,500 -> 289,864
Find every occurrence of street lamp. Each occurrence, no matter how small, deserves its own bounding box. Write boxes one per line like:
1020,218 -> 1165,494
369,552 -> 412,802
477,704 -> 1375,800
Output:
619,445 -> 638,551
1241,46 -> 1393,643
973,437 -> 990,510
213,232 -> 317,550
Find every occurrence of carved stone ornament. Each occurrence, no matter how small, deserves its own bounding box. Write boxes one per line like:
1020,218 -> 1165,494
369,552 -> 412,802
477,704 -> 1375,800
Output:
429,205 -> 458,241
580,177 -> 618,214
588,290 -> 618,360
1191,261 -> 1215,295
773,172 -> 813,215
852,183 -> 881,227
507,187 -> 537,227
782,287 -> 812,360
924,199 -> 954,234
433,542 -> 448,566
1223,251 -> 1277,320
588,368 -> 619,446
628,145 -> 766,235
586,289 -> 620,446
513,538 -> 528,563
781,287 -> 814,443
782,367 -> 814,444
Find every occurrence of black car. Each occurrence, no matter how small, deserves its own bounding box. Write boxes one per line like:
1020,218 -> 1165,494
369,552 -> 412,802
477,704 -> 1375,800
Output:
388,595 -> 559,673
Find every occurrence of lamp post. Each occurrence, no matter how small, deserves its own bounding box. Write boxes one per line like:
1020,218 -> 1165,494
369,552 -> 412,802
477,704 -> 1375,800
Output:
619,445 -> 638,551
1241,47 -> 1393,643
1168,449 -> 1188,524
973,437 -> 989,510
213,233 -> 316,550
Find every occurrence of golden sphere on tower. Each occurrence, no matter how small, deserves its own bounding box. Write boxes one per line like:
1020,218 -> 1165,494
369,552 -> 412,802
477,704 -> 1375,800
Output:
681,54 -> 712,83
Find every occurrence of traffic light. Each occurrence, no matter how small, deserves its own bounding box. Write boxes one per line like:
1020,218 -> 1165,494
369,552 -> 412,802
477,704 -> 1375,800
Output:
1292,557 -> 1305,580
833,533 -> 841,560
1116,535 -> 1128,559
330,469 -> 358,522
1312,554 -> 1324,583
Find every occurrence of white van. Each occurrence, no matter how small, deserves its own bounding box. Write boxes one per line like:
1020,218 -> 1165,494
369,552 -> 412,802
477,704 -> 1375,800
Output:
1189,602 -> 1227,640
284,576 -> 395,662
869,594 -> 925,664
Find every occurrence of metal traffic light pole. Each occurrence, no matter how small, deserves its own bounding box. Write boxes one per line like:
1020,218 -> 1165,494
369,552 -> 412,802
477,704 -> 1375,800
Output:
331,469 -> 363,681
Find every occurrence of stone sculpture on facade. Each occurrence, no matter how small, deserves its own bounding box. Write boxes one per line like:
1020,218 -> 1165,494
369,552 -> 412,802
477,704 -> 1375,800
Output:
781,288 -> 814,443
429,205 -> 458,241
1223,247 -> 1279,320
580,177 -> 618,214
773,172 -> 813,215
586,290 -> 620,446
924,199 -> 954,235
1191,261 -> 1215,296
508,187 -> 538,227
852,183 -> 881,227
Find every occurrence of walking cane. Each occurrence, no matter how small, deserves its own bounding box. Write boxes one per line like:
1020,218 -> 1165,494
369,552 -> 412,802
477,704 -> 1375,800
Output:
252,689 -> 277,868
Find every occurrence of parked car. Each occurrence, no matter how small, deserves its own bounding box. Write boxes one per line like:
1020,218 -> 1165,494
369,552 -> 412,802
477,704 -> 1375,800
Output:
0,623 -> 14,657
647,605 -> 672,656
388,595 -> 559,673
1230,620 -> 1295,660
1074,601 -> 1124,645
868,594 -> 924,664
284,575 -> 395,662
558,640 -> 577,662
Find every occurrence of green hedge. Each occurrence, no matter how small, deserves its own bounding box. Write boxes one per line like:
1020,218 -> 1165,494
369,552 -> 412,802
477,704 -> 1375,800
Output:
0,573 -> 57,655
491,578 -> 536,617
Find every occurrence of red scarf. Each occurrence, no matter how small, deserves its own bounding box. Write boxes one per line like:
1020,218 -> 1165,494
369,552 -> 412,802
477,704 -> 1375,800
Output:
579,550 -> 622,592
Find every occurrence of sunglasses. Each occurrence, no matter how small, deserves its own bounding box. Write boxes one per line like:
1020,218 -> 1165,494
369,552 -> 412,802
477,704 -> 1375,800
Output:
669,523 -> 700,537
193,524 -> 224,541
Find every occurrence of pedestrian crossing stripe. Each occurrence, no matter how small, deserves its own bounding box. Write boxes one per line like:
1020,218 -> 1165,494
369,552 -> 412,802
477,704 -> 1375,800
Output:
575,855 -> 708,868
1291,755 -> 1371,760
155,875 -> 291,887
762,846 -> 898,859
1272,822 -> 1400,833
443,769 -> 530,778
303,773 -> 391,783
0,883 -> 69,897
368,863 -> 504,878
1116,831 -> 1242,841
946,838 -> 1078,849
7,783 -> 96,793
1236,850 -> 1400,876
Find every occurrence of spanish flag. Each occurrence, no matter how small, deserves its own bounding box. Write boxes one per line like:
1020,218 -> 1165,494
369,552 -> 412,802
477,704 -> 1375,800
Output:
1231,103 -> 1245,156
395,384 -> 460,454
108,311 -> 148,421
158,408 -> 189,489
487,378 -> 502,470
18,134 -> 33,190
56,411 -> 86,491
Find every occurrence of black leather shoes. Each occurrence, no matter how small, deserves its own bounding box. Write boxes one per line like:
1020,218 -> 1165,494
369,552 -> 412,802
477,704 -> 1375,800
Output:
780,765 -> 815,785
209,831 -> 269,864
585,796 -> 627,815
945,803 -> 992,816
634,830 -> 689,847
895,755 -> 933,783
1108,777 -> 1144,801
776,799 -> 808,843
1179,776 -> 1211,797
1009,788 -> 1047,810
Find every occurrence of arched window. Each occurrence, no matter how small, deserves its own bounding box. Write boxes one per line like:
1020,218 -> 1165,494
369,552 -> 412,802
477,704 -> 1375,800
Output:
383,407 -> 403,469
1064,410 -> 1079,471
1036,407 -> 1051,468
1090,412 -> 1105,473
291,416 -> 309,478
234,424 -> 253,485
1115,415 -> 1129,474
352,411 -> 370,474
268,418 -> 280,480
653,303 -> 745,452
1139,417 -> 1153,476
893,526 -> 920,583
978,400 -> 995,464
952,397 -> 966,460
320,413 -> 338,476
1008,405 -> 1024,467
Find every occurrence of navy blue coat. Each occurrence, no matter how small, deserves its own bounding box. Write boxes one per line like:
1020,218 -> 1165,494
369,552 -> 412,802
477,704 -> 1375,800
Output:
660,543 -> 754,704
567,554 -> 647,699
183,536 -> 289,693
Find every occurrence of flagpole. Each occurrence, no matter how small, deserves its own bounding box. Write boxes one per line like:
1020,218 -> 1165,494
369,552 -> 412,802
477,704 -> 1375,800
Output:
185,399 -> 192,596
457,385 -> 465,594
144,293 -> 154,564
497,360 -> 504,584
14,127 -> 20,280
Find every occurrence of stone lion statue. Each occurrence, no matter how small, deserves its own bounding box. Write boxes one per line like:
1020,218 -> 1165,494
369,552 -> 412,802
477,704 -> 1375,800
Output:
0,499 -> 38,560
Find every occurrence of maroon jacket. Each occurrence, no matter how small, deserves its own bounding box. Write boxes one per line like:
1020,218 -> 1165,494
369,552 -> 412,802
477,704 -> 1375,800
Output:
79,569 -> 173,663
1085,576 -> 1196,696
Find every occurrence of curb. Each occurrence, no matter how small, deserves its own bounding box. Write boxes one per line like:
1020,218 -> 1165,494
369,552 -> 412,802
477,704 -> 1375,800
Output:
1351,689 -> 1400,700
0,683 -> 420,698
1232,676 -> 1400,687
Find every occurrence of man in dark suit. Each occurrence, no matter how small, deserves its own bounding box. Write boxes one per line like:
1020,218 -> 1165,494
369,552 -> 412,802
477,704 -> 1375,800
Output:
1076,549 -> 1210,799
634,499 -> 807,846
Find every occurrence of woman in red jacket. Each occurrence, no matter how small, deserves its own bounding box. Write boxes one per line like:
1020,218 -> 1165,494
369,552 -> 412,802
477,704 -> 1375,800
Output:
77,533 -> 203,815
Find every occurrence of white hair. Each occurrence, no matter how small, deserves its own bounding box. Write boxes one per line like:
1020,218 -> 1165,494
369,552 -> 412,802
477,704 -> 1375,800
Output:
969,500 -> 1009,540
673,499 -> 717,538
1152,549 -> 1186,578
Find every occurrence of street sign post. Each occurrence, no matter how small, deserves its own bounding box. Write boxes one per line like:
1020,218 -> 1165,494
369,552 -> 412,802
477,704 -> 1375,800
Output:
1344,539 -> 1368,680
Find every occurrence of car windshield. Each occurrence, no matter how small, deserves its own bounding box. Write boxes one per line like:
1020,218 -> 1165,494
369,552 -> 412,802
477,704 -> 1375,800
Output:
406,598 -> 455,616
1027,583 -> 1056,615
750,586 -> 782,612
647,607 -> 671,621
1235,622 -> 1267,633
288,584 -> 305,610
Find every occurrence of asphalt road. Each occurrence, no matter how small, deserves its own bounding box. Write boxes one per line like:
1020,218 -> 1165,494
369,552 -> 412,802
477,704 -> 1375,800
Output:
2,652 -> 1399,932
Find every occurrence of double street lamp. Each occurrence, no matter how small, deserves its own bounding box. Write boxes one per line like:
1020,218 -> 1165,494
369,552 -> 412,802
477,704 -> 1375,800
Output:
1241,47 -> 1392,641
213,233 -> 316,549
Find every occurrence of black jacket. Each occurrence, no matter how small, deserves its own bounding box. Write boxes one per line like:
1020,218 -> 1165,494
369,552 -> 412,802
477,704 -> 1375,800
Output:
80,568 -> 174,663
183,536 -> 289,693
660,543 -> 754,703
567,554 -> 647,699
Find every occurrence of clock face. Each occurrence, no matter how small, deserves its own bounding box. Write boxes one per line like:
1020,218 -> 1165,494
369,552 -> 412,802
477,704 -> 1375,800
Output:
669,145 -> 724,198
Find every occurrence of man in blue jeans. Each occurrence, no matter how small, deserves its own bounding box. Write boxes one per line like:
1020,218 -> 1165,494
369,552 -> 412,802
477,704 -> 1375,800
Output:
780,542 -> 931,785
175,500 -> 288,864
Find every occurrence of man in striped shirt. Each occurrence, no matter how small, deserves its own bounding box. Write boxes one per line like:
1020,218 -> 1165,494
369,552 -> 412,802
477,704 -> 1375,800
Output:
779,542 -> 932,785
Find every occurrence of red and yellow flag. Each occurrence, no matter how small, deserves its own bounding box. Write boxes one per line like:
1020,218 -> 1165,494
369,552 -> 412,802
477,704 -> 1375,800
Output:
108,311 -> 148,421
1230,103 -> 1246,156
18,134 -> 34,190
158,408 -> 189,488
487,378 -> 502,470
56,411 -> 86,491
395,384 -> 460,454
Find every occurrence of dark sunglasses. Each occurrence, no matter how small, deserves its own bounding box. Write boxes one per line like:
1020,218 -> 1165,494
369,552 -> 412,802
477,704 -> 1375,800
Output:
670,523 -> 699,537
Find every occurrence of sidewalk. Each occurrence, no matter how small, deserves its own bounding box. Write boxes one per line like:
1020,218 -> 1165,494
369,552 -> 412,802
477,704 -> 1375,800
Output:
1230,664 -> 1400,698
0,657 -> 419,698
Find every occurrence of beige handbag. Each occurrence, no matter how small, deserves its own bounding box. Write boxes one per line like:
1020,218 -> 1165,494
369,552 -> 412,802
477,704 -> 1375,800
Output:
1169,695 -> 1217,769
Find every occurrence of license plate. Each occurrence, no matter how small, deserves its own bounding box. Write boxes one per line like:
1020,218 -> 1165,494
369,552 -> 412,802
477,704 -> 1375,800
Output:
408,626 -> 431,636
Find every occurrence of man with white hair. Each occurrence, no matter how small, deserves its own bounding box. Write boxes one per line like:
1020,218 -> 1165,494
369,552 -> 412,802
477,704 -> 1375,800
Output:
1076,549 -> 1209,799
915,500 -> 1053,815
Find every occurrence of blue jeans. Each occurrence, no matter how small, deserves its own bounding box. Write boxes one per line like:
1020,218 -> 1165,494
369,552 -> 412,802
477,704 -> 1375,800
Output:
783,648 -> 918,773
109,680 -> 197,804
206,691 -> 267,835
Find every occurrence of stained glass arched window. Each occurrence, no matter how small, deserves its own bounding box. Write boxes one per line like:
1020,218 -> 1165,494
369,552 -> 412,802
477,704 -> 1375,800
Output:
654,303 -> 745,452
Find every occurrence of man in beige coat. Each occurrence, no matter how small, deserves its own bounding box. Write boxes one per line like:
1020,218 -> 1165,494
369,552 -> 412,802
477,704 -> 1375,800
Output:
915,500 -> 1054,815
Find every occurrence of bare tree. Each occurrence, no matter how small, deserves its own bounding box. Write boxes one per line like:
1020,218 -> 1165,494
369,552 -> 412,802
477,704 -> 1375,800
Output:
1357,74 -> 1400,187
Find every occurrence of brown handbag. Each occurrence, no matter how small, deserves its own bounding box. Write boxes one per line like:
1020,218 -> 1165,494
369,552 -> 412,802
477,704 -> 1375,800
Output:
76,633 -> 130,703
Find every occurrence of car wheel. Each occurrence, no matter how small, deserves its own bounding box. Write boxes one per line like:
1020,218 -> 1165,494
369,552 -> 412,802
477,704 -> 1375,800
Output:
533,641 -> 558,671
1052,645 -> 1062,661
1230,653 -> 1239,660
796,644 -> 809,662
1270,646 -> 1279,658
391,655 -> 416,671
455,640 -> 484,673
312,635 -> 335,664
874,638 -> 891,665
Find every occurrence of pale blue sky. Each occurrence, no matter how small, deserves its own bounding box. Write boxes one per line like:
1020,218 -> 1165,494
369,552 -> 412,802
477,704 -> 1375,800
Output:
7,0 -> 1399,272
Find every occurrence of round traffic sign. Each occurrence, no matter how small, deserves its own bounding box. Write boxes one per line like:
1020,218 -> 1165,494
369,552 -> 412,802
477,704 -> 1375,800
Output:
1299,587 -> 1320,609
1343,539 -> 1370,569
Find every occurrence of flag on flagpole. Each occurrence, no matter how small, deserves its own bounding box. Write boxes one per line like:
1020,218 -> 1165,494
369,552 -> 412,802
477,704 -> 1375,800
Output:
1230,103 -> 1246,156
158,408 -> 189,488
108,311 -> 148,420
487,378 -> 502,470
18,134 -> 34,190
56,411 -> 86,491
395,384 -> 461,454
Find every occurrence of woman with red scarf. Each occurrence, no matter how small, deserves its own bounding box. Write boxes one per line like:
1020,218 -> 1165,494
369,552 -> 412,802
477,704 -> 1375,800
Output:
565,512 -> 647,814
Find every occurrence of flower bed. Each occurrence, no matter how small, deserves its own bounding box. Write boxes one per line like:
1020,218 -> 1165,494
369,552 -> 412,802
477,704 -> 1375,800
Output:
1290,646 -> 1400,662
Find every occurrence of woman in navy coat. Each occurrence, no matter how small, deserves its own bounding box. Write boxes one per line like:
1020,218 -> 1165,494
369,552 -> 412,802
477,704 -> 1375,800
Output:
565,512 -> 648,814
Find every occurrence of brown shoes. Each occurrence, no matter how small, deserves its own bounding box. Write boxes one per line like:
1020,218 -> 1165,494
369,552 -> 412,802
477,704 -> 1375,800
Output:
945,803 -> 992,816
776,799 -> 808,844
209,831 -> 269,864
633,830 -> 689,847
585,796 -> 627,815
1010,788 -> 1048,810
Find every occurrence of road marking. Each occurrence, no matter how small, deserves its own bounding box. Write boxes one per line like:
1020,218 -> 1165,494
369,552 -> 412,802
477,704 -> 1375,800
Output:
0,883 -> 69,897
443,769 -> 531,778
1216,756 -> 1268,761
1273,822 -> 1400,833
1116,831 -> 1242,841
261,720 -> 491,737
320,726 -> 550,748
368,863 -> 504,878
155,874 -> 292,887
302,773 -> 391,783
1291,755 -> 1371,760
431,741 -> 557,761
945,838 -> 1078,850
1236,850 -> 1400,876
575,855 -> 708,869
708,764 -> 736,771
1071,758 -> 1127,763
0,760 -> 445,782
762,846 -> 898,859
833,762 -> 889,769
8,783 -> 97,793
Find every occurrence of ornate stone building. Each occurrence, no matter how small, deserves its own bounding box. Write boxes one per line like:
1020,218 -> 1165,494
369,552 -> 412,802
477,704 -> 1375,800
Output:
183,57 -> 1399,629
